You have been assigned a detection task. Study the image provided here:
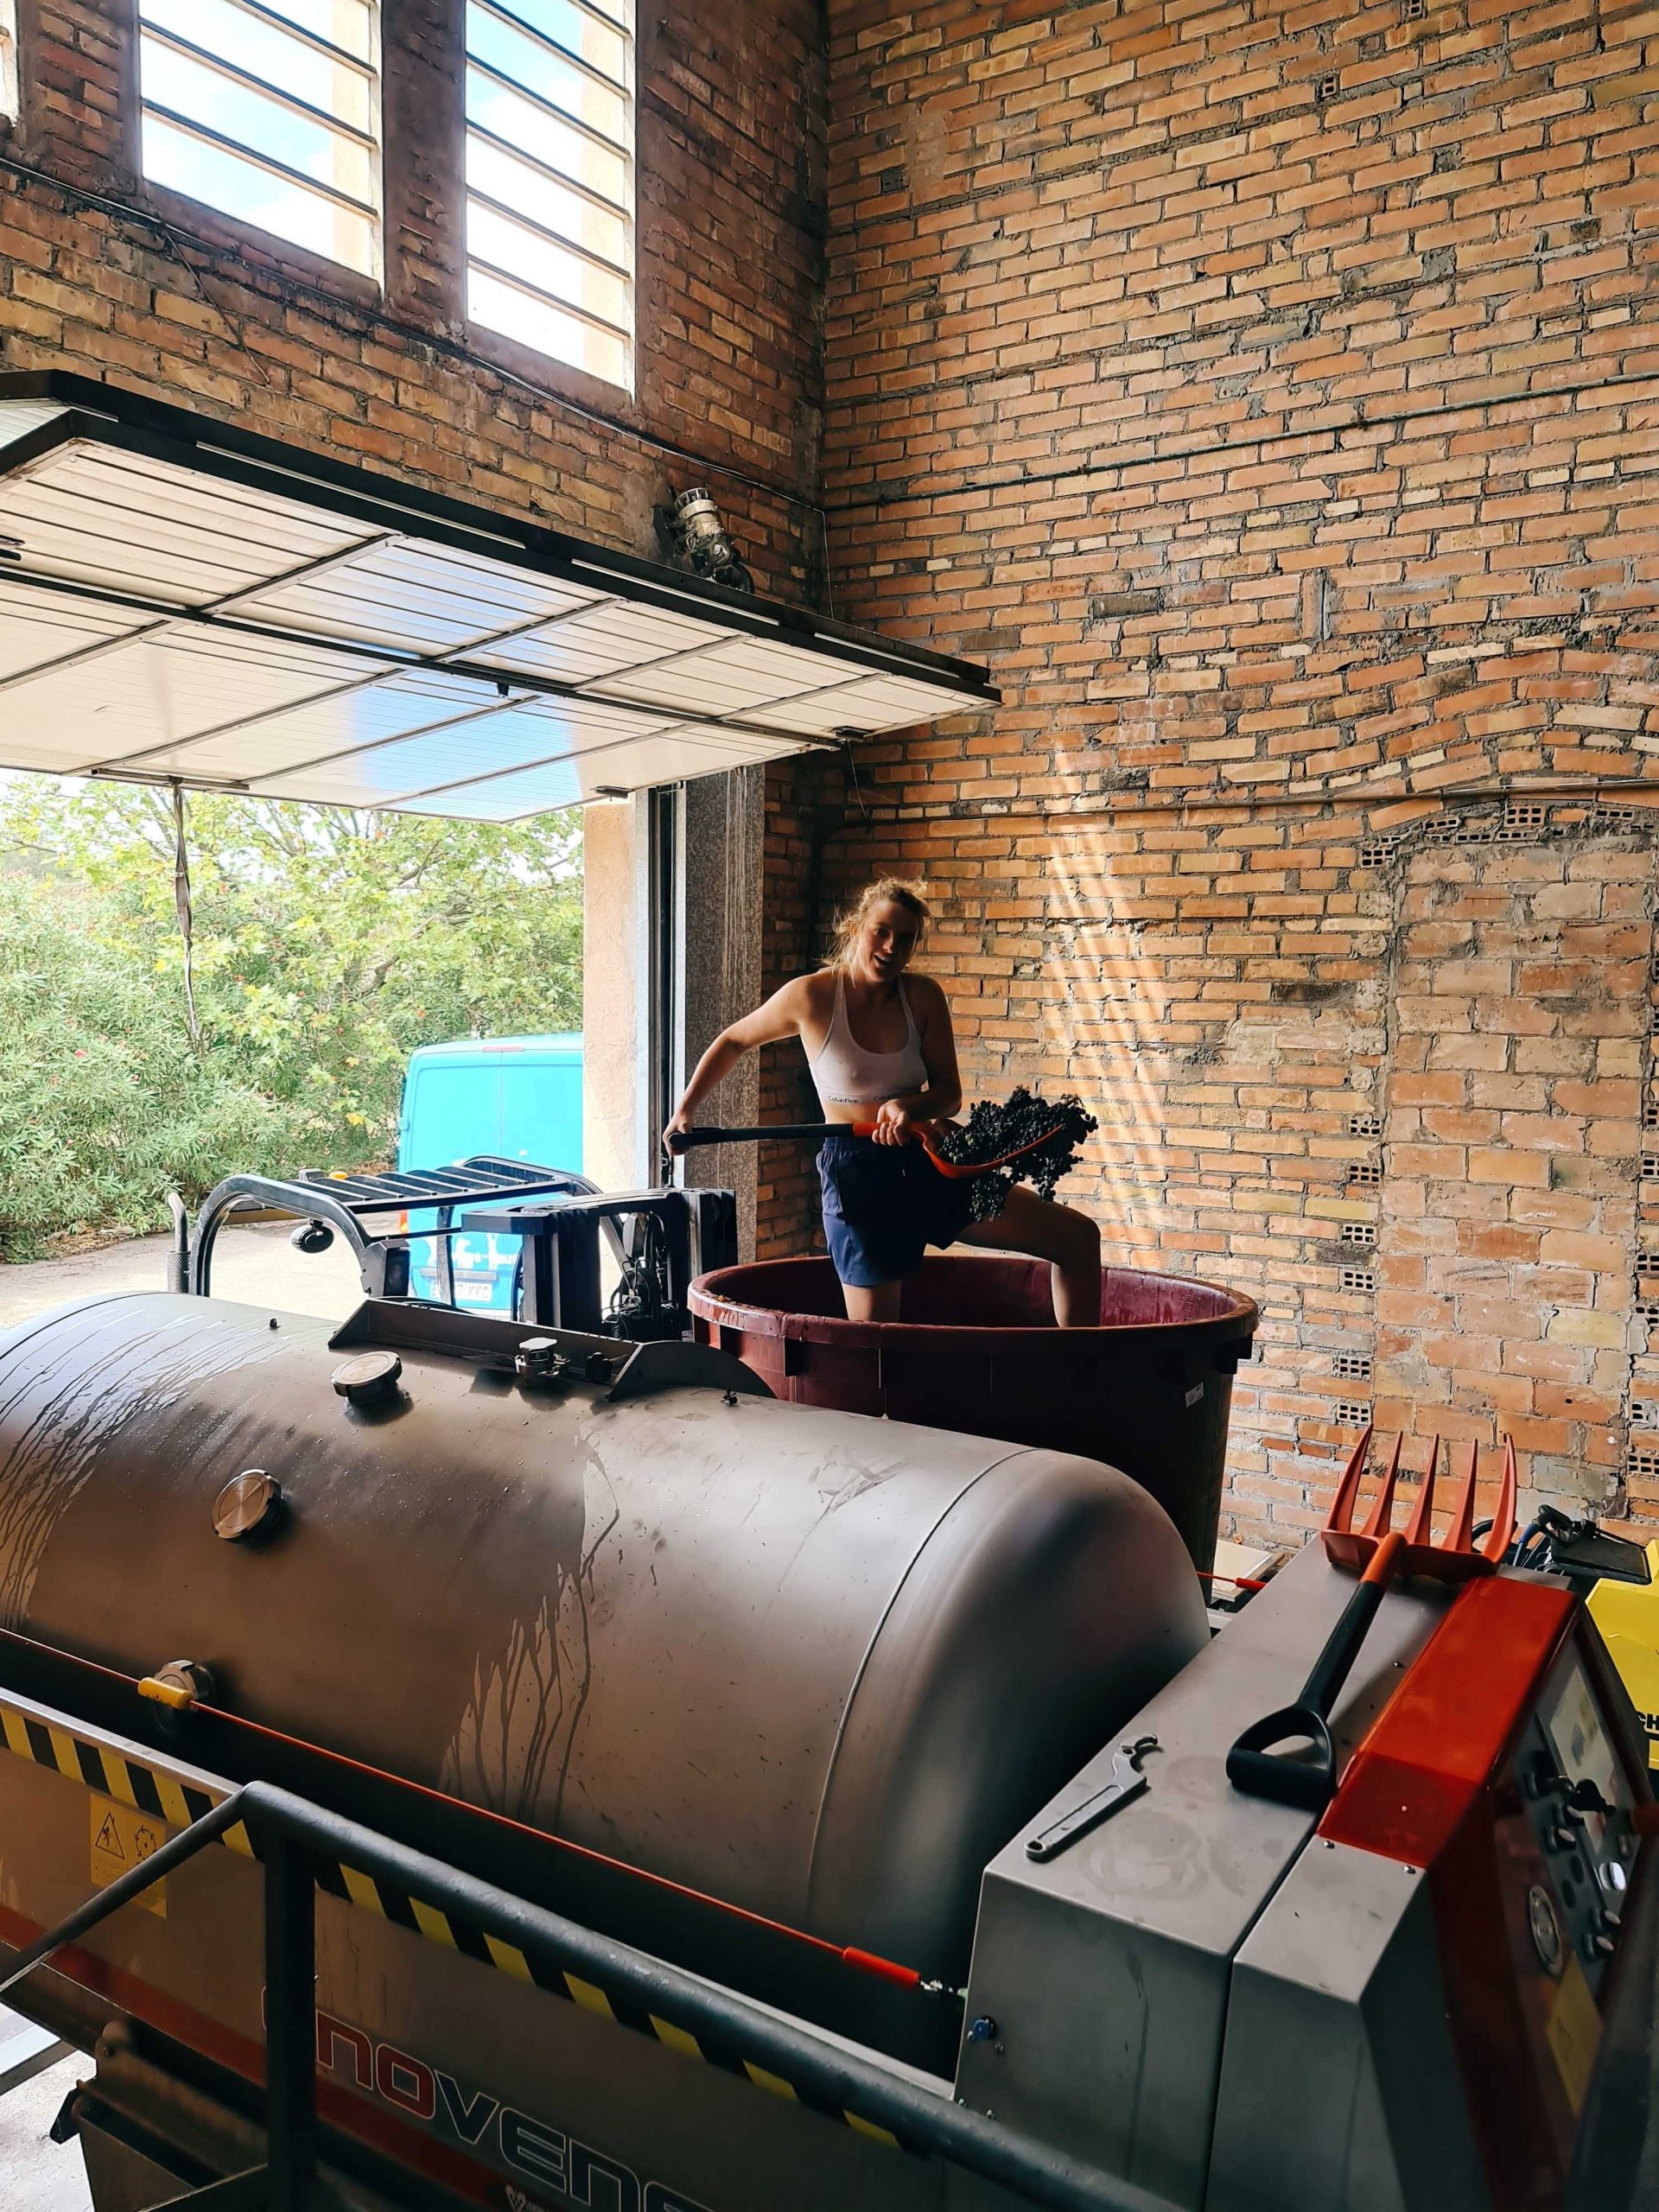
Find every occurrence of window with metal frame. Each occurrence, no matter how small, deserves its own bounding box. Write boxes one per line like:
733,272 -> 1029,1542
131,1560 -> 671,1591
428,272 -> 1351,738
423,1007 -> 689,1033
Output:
137,0 -> 382,280
0,0 -> 18,121
465,0 -> 635,391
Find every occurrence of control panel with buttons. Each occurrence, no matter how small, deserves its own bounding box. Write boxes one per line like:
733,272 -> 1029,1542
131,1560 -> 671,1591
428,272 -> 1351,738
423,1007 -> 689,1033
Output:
1518,1655 -> 1637,1999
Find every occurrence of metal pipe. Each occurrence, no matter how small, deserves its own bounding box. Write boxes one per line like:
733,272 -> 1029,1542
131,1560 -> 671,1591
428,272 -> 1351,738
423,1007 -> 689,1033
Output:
165,1191 -> 190,1294
670,1121 -> 834,1146
261,1830 -> 318,2212
189,1180 -> 373,1298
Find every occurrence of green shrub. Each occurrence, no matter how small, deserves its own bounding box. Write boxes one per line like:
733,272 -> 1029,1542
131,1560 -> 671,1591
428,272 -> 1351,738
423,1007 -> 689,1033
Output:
0,877 -> 321,1254
0,786 -> 583,1257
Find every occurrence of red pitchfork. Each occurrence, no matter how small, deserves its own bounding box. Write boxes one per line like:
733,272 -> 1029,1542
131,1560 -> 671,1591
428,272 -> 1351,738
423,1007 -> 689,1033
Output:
1323,1425 -> 1517,1582
1228,1427 -> 1518,1810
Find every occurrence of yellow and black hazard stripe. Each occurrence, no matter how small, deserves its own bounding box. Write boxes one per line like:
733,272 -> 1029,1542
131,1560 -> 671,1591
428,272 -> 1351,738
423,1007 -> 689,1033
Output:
2,1704 -> 223,1832
0,1696 -> 914,2153
312,1858 -> 912,2151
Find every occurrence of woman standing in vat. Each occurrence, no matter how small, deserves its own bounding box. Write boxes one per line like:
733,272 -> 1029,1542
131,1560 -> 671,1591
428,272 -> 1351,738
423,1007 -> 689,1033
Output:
663,879 -> 1102,1325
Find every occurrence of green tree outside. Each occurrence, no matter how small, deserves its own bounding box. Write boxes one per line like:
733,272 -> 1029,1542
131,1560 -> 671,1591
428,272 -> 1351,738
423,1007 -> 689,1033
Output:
0,779 -> 582,1258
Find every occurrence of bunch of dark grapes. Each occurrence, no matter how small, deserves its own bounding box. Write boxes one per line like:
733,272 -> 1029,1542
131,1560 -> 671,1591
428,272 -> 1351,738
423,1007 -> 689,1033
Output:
932,1089 -> 1098,1223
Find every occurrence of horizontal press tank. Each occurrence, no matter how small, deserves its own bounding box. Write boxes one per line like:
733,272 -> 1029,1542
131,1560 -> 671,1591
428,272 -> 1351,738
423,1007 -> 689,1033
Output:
0,1293 -> 1207,2056
689,1256 -> 1260,1573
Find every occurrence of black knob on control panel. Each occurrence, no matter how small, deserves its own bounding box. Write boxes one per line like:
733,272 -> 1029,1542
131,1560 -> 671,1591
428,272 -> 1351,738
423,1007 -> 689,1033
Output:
1524,1752 -> 1557,1802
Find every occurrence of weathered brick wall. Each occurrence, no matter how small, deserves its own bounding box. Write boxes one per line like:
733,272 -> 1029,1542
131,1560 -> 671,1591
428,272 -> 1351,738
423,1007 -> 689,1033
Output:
777,0 -> 1659,1535
0,0 -> 828,587
1379,831 -> 1652,1508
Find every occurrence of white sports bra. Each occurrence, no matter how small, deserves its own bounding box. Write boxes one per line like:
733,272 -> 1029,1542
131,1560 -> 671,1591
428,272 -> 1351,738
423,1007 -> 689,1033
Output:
810,970 -> 928,1105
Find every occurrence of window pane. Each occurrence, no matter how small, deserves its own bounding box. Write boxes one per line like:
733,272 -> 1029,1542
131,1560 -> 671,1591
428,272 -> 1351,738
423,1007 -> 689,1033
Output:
466,67 -> 626,207
143,112 -> 378,271
467,3 -> 627,146
468,268 -> 630,389
142,0 -> 373,132
466,0 -> 632,387
139,0 -> 381,278
467,137 -> 627,270
480,0 -> 628,89
141,38 -> 375,204
257,0 -> 376,64
468,200 -> 629,329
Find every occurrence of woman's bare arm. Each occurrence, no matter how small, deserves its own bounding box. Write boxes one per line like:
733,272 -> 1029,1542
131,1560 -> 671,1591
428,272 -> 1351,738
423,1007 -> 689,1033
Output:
915,977 -> 963,1120
664,977 -> 815,1145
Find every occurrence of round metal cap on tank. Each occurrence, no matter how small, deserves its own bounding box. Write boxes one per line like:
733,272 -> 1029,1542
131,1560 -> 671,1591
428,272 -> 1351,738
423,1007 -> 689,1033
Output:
0,1291 -> 1208,2062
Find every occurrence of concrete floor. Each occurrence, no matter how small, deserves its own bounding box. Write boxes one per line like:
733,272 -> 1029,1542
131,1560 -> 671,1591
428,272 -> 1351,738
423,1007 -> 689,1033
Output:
0,2044 -> 91,2212
0,1221 -> 369,1332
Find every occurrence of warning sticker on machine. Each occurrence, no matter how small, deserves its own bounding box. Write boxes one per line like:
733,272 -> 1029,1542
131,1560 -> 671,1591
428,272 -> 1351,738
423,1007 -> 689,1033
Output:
89,1793 -> 168,1919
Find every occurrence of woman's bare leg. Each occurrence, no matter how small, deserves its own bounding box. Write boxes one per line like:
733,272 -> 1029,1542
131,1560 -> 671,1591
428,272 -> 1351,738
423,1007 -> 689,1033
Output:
842,1279 -> 905,1322
957,1185 -> 1102,1327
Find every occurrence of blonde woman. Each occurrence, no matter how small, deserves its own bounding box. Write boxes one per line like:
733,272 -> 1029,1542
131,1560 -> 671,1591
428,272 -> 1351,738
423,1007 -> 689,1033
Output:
664,880 -> 1102,1325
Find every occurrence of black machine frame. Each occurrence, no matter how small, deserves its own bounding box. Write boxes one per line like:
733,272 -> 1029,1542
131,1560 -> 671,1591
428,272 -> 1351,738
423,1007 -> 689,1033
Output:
182,1159 -> 736,1340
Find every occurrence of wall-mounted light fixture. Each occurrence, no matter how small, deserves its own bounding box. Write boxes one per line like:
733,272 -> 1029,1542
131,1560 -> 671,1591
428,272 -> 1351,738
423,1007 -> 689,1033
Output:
671,488 -> 753,594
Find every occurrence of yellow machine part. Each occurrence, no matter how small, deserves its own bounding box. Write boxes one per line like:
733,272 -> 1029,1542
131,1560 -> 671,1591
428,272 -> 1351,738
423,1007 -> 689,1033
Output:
1588,1541 -> 1659,1770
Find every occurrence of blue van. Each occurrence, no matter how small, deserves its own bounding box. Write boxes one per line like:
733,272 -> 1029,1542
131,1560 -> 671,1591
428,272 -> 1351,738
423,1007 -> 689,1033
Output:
397,1034 -> 583,1311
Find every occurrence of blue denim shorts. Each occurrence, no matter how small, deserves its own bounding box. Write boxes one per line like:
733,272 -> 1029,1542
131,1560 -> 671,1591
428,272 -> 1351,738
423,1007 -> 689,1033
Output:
817,1129 -> 977,1287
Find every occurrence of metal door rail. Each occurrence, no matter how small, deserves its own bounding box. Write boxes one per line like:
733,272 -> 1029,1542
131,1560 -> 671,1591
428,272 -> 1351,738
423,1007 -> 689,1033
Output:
0,1778 -> 1179,2212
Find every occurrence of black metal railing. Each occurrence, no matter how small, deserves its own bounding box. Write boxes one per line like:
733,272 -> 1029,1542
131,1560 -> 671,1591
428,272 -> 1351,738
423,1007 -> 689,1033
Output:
3,1778 -> 1179,2212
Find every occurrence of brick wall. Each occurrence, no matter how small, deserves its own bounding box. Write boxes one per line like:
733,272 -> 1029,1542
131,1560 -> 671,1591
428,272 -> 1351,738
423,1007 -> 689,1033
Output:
771,0 -> 1659,1536
0,0 -> 828,588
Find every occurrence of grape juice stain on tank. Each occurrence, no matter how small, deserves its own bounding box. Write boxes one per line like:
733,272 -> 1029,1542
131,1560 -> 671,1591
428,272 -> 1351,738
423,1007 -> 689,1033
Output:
0,1301 -> 288,1626
441,1434 -> 616,1825
815,1447 -> 907,1512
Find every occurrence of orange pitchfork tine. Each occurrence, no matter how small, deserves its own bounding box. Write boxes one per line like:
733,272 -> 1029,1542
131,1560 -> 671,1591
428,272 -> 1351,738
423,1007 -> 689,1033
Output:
1228,1427 -> 1517,1810
1322,1425 -> 1517,1584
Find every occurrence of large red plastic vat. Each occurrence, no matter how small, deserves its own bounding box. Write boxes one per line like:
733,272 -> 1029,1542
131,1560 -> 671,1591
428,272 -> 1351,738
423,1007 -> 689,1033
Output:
688,1255 -> 1258,1573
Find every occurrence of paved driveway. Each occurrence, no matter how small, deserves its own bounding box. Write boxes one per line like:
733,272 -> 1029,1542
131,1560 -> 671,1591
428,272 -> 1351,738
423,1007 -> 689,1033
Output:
0,1221 -> 368,1332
